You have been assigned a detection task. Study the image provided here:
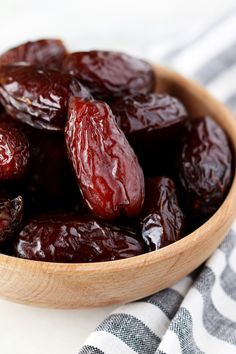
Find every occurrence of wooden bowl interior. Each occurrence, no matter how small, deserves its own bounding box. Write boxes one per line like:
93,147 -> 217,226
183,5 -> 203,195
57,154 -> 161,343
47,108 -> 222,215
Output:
0,65 -> 235,308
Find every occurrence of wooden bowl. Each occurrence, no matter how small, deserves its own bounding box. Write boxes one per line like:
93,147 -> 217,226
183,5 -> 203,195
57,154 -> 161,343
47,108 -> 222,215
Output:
1,65 -> 236,309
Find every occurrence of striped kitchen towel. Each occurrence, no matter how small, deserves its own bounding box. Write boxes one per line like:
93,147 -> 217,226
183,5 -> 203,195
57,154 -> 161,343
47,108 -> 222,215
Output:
79,7 -> 236,354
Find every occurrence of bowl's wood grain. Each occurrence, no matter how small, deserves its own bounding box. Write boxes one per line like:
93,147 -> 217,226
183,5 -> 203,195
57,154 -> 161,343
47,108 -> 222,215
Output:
1,65 -> 236,308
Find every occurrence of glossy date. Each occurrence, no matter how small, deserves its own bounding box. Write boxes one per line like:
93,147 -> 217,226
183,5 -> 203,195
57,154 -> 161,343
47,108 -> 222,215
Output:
0,112 -> 81,213
63,50 -> 155,99
65,97 -> 145,219
112,93 -> 187,145
0,39 -> 67,69
140,177 -> 185,250
0,196 -> 23,243
178,116 -> 233,225
111,94 -> 187,177
14,214 -> 145,262
0,121 -> 29,179
0,64 -> 91,130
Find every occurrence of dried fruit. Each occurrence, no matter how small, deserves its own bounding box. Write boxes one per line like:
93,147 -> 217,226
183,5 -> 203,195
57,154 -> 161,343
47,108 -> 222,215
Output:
112,93 -> 187,145
111,94 -> 187,177
65,97 -> 145,219
0,112 -> 81,213
0,39 -> 67,69
0,40 -> 232,264
0,196 -> 23,243
0,64 -> 91,130
63,51 -> 155,99
111,93 -> 187,177
140,177 -> 185,251
14,214 -> 144,262
0,122 -> 29,179
178,116 -> 233,225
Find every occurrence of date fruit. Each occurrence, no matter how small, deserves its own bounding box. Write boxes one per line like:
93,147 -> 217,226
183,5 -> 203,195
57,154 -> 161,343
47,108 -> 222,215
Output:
178,116 -> 233,225
0,39 -> 67,69
112,93 -> 187,145
111,94 -> 187,177
65,97 -> 145,219
0,64 -> 91,130
14,214 -> 144,262
63,51 -> 155,99
0,112 -> 81,213
0,122 -> 29,179
0,196 -> 23,243
140,177 -> 185,251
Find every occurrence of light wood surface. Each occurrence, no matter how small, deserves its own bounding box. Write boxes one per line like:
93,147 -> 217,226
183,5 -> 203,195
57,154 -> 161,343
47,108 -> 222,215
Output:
0,65 -> 236,308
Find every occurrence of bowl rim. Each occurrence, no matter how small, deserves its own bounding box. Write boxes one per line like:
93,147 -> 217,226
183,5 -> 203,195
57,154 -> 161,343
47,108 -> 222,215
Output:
3,64 -> 236,275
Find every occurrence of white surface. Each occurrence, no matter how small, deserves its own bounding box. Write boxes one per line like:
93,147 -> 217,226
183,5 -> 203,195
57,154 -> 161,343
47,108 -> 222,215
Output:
0,299 -> 115,354
0,1 -> 235,353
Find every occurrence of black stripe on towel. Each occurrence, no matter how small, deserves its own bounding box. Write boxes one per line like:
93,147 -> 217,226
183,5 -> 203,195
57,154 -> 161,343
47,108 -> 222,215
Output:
194,266 -> 236,345
143,289 -> 183,320
79,345 -> 105,354
221,264 -> 236,301
219,232 -> 236,300
169,307 -> 204,354
96,313 -> 160,354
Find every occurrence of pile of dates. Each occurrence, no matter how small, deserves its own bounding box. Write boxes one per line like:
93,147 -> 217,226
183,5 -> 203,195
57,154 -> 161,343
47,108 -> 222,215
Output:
0,39 -> 233,263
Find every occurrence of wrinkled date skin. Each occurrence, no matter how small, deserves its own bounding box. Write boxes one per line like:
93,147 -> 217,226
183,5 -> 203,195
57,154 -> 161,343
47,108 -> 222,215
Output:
0,196 -> 23,243
0,122 -> 29,179
112,94 -> 187,177
14,214 -> 145,262
140,177 -> 185,251
63,51 -> 155,99
0,39 -> 67,69
112,93 -> 187,145
0,64 -> 91,130
178,116 -> 233,225
65,97 -> 145,220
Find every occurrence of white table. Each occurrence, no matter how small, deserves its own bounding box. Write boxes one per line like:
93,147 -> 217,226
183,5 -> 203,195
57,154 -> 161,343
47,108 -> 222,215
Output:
0,0 -> 235,352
